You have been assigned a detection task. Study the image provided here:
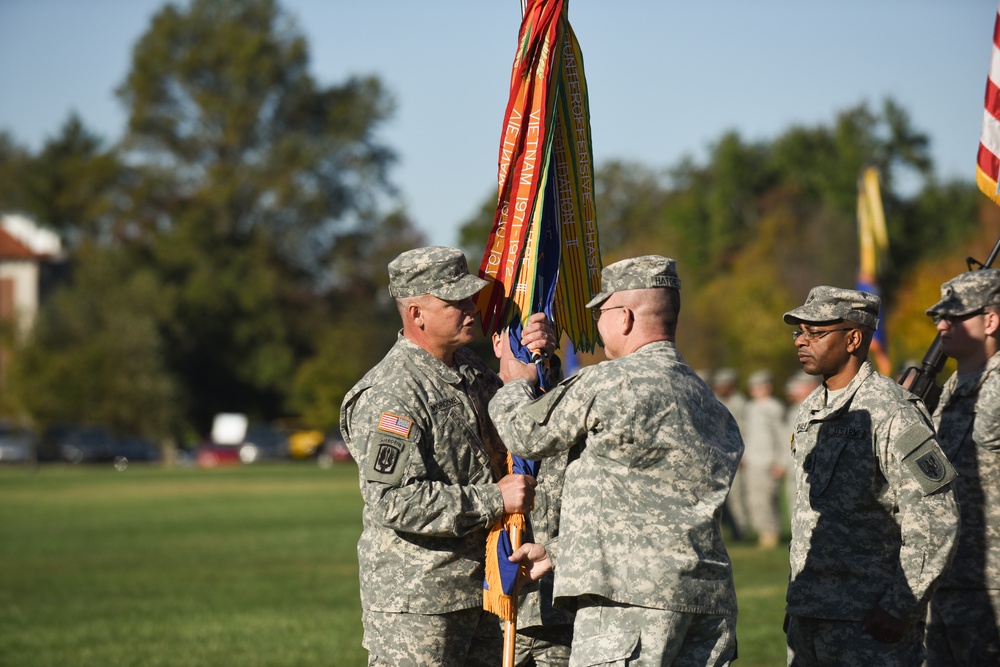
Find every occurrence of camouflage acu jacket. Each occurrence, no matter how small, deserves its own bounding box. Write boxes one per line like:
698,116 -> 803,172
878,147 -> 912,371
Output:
340,333 -> 507,614
933,350 -> 1000,591
515,449 -> 575,632
786,361 -> 959,623
490,340 -> 744,615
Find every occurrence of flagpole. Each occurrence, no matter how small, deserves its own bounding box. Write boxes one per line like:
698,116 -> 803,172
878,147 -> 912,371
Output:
503,525 -> 521,666
501,6 -> 529,663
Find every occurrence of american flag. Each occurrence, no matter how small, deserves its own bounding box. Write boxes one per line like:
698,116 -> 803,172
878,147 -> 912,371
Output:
378,412 -> 412,438
977,2 -> 1000,204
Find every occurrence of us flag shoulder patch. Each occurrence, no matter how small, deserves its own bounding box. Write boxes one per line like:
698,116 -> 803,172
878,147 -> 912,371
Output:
378,412 -> 412,438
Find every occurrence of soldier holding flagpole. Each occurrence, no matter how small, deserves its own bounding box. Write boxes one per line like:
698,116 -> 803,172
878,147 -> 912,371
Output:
340,246 -> 557,667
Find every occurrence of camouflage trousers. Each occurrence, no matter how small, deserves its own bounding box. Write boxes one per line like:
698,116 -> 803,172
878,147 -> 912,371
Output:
785,614 -> 923,666
362,607 -> 503,667
926,588 -> 1000,666
569,598 -> 736,666
514,624 -> 574,667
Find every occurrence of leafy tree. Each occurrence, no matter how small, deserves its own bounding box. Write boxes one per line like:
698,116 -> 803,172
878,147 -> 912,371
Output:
108,0 -> 407,432
18,115 -> 124,245
0,132 -> 33,215
9,246 -> 180,439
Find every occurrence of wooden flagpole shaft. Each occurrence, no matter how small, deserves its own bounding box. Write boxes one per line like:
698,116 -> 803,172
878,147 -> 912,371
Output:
503,523 -> 523,667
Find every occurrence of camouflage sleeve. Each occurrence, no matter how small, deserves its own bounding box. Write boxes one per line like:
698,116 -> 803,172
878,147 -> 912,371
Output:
878,410 -> 960,621
974,374 -> 1000,450
349,388 -> 505,537
489,373 -> 595,460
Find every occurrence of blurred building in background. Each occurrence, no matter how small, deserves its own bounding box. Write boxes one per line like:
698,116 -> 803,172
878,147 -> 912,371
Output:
0,213 -> 65,389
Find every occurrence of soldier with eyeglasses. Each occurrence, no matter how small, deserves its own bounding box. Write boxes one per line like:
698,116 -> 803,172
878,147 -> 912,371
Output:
924,268 -> 1000,666
782,286 -> 959,667
494,256 -> 744,666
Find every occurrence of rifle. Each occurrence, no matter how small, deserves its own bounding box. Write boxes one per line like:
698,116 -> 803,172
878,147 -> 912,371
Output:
899,234 -> 1000,412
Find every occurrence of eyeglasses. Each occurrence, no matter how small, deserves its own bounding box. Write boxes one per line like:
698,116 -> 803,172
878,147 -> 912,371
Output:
592,305 -> 627,322
791,327 -> 855,342
932,310 -> 983,326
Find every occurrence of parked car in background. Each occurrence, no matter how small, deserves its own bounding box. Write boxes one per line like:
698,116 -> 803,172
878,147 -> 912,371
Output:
36,425 -> 160,465
111,436 -> 163,470
37,425 -> 116,463
0,423 -> 33,463
240,423 -> 290,462
194,441 -> 244,467
287,427 -> 325,460
316,433 -> 353,469
195,414 -> 292,467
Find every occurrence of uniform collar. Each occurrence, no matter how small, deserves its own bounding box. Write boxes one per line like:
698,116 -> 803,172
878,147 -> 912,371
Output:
396,332 -> 475,386
802,360 -> 876,419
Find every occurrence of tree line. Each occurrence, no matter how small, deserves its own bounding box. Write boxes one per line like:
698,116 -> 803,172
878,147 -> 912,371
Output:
1,0 -> 997,451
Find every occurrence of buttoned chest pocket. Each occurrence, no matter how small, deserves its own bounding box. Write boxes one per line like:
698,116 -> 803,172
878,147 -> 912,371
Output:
805,434 -> 877,512
422,403 -> 494,484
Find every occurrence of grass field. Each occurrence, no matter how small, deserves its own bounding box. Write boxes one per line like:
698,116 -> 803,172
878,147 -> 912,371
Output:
0,463 -> 790,666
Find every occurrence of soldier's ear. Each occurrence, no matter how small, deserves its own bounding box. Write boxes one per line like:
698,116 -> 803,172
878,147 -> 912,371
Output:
845,328 -> 863,354
407,301 -> 424,327
984,309 -> 1000,336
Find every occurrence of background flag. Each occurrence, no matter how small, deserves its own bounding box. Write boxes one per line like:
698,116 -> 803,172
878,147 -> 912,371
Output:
977,2 -> 1000,204
856,166 -> 892,375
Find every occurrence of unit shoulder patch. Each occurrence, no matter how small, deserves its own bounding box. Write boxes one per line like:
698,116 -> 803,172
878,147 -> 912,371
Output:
366,436 -> 411,486
899,433 -> 956,495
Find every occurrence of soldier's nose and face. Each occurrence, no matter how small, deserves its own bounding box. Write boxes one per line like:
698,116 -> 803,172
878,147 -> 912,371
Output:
793,324 -> 853,377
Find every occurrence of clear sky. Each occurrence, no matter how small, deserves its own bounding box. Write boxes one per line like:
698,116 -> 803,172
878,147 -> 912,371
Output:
0,0 -> 996,248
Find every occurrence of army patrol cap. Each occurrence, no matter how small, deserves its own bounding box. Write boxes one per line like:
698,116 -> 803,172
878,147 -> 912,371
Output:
713,368 -> 739,386
747,369 -> 773,387
925,269 -> 1000,318
785,369 -> 817,392
387,246 -> 489,300
783,285 -> 880,330
585,255 -> 682,308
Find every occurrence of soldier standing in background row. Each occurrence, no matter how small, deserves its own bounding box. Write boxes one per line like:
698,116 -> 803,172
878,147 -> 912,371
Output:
340,246 -> 556,667
713,368 -> 749,541
495,256 -> 744,666
782,371 -> 820,525
782,285 -> 959,666
742,369 -> 788,549
923,269 -> 1000,666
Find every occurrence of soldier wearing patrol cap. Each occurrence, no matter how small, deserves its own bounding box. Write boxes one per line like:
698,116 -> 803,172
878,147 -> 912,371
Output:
340,246 -> 557,667
494,255 -> 745,666
782,286 -> 959,666
924,269 -> 1000,666
742,368 -> 788,550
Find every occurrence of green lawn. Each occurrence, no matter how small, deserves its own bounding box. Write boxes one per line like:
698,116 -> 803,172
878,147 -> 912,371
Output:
0,463 -> 790,666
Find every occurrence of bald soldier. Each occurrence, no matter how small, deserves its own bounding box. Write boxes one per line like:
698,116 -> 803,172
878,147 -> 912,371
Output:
782,286 -> 959,666
924,269 -> 1000,666
495,256 -> 744,666
340,246 -> 557,667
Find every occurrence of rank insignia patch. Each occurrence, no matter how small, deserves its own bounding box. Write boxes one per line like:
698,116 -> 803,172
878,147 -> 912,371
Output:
378,412 -> 412,438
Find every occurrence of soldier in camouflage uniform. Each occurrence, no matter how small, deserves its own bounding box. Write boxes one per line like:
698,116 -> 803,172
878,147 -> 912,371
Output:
340,246 -> 556,667
782,371 -> 820,527
493,256 -> 745,666
782,286 -> 960,666
923,269 -> 1000,666
741,369 -> 788,549
713,368 -> 750,542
